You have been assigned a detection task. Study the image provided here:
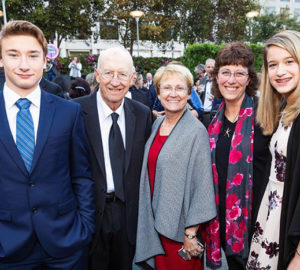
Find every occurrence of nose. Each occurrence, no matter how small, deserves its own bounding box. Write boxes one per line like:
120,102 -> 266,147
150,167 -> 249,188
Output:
276,64 -> 286,76
19,56 -> 30,70
110,75 -> 121,86
227,73 -> 237,83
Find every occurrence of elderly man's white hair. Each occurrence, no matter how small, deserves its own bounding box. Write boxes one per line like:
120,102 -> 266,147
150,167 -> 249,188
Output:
97,46 -> 134,71
205,58 -> 215,66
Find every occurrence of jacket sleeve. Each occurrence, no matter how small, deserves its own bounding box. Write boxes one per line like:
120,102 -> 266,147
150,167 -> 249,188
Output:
184,126 -> 217,228
70,105 -> 95,237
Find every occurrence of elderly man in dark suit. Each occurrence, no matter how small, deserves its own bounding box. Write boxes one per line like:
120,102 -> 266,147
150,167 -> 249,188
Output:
75,47 -> 152,270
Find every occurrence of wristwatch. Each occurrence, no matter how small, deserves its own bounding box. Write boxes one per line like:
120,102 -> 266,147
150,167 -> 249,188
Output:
184,233 -> 196,239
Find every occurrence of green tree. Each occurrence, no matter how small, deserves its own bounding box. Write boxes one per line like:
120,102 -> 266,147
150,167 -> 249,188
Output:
214,0 -> 259,43
98,0 -> 179,54
5,0 -> 104,48
250,10 -> 300,43
173,0 -> 215,45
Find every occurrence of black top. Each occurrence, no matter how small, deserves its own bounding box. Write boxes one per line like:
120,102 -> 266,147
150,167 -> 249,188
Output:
215,115 -> 271,266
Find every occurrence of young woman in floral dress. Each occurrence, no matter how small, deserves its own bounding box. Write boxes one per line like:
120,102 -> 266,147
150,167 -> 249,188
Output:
247,30 -> 300,270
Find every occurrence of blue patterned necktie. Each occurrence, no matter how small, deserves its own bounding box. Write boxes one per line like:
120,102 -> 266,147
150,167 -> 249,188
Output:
16,98 -> 35,172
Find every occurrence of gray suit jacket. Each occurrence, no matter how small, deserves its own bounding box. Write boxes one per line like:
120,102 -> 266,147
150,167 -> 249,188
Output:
135,109 -> 217,268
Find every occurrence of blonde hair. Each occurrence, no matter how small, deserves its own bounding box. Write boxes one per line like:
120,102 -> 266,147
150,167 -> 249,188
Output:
154,63 -> 193,95
257,30 -> 300,135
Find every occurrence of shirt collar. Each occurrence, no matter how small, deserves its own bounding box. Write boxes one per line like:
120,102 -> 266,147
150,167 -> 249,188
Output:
3,83 -> 41,109
97,90 -> 125,120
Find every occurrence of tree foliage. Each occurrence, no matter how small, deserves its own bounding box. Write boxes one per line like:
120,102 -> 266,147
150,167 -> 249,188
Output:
249,10 -> 300,43
5,0 -> 104,47
214,0 -> 259,43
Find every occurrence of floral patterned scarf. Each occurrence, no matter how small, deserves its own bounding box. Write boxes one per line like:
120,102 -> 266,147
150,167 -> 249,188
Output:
205,94 -> 254,268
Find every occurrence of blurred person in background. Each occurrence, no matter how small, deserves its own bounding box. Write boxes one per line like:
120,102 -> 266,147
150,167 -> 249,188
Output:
69,77 -> 91,99
85,72 -> 99,93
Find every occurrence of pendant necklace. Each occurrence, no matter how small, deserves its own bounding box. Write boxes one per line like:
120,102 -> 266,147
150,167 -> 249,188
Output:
224,111 -> 239,138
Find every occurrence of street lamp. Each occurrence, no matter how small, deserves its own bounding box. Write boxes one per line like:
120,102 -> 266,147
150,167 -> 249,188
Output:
1,0 -> 7,24
130,10 -> 144,57
246,10 -> 259,41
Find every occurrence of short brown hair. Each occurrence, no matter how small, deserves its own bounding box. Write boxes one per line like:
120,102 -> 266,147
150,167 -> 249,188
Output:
0,20 -> 48,58
212,42 -> 258,98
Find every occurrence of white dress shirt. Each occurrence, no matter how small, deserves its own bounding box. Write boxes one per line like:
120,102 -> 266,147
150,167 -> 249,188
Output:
203,80 -> 213,112
97,91 -> 126,193
3,84 -> 41,144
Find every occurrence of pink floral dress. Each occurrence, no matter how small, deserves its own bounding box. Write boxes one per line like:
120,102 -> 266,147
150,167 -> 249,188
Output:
246,120 -> 292,269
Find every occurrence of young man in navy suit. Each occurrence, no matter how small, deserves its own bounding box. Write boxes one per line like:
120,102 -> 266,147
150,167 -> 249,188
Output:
0,21 -> 95,269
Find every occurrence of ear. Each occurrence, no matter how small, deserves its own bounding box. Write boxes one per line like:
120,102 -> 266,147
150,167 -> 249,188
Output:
43,56 -> 47,69
246,77 -> 251,86
94,68 -> 101,83
129,71 -> 136,86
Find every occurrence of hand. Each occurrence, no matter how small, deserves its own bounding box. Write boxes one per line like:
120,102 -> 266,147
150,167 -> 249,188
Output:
183,237 -> 203,260
287,254 -> 300,270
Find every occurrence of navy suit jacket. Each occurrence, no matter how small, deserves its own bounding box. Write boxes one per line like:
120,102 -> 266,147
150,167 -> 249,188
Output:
0,89 -> 95,262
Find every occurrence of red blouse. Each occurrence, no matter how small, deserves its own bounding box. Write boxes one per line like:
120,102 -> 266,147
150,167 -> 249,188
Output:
147,129 -> 203,270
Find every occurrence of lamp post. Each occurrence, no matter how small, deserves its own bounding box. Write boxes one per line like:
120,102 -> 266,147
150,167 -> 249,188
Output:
1,0 -> 7,24
246,10 -> 259,41
130,10 -> 144,57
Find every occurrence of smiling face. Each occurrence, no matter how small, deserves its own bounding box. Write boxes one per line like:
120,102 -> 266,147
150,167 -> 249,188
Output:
267,45 -> 300,101
216,64 -> 250,106
95,51 -> 135,111
158,74 -> 190,116
0,35 -> 46,97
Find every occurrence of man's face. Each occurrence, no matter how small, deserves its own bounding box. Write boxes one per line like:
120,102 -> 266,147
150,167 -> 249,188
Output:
74,57 -> 78,63
146,73 -> 152,82
205,61 -> 215,78
95,53 -> 134,111
0,35 -> 46,97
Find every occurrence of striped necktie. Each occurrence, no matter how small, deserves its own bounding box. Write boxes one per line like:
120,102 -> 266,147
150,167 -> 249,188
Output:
16,98 -> 35,172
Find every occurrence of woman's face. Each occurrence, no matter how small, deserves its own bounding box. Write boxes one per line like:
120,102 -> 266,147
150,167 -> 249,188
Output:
158,74 -> 190,115
216,64 -> 250,105
136,76 -> 143,88
267,45 -> 300,100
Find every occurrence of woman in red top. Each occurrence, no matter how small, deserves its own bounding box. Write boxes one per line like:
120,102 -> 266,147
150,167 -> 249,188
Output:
135,63 -> 216,270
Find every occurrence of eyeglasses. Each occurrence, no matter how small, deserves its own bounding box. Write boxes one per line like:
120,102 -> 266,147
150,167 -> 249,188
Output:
218,70 -> 249,80
160,85 -> 187,94
100,71 -> 131,81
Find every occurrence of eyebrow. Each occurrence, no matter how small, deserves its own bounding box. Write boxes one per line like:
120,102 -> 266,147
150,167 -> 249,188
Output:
267,56 -> 294,63
5,49 -> 41,54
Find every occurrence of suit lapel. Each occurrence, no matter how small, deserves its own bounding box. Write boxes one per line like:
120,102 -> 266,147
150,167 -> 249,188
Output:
124,99 -> 136,174
82,92 -> 106,178
30,91 -> 55,174
0,90 -> 28,176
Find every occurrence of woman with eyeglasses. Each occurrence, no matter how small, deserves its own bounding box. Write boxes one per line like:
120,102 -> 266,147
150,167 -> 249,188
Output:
205,42 -> 271,269
246,31 -> 300,270
135,63 -> 216,270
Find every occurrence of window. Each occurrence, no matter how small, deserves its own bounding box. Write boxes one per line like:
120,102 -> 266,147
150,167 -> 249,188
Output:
294,8 -> 300,21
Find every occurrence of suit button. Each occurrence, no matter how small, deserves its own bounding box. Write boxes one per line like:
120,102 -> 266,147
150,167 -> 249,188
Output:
29,182 -> 35,187
32,208 -> 38,214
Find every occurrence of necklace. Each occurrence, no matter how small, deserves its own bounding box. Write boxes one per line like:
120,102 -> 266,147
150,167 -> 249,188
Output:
224,127 -> 231,138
